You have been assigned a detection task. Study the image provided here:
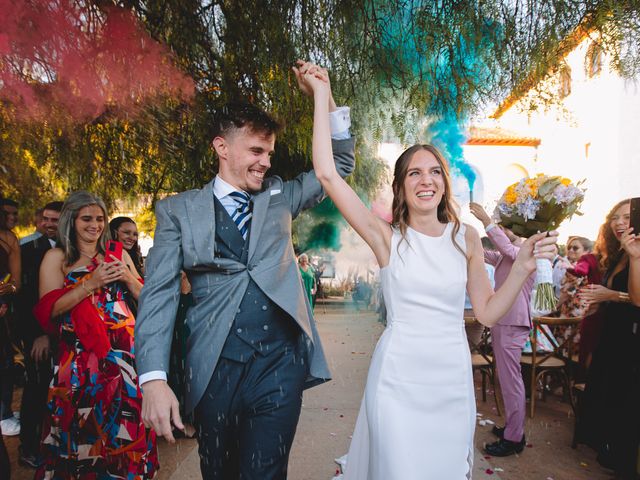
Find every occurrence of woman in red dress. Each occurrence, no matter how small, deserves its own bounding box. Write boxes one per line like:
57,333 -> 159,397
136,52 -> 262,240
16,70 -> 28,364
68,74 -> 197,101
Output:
35,191 -> 157,479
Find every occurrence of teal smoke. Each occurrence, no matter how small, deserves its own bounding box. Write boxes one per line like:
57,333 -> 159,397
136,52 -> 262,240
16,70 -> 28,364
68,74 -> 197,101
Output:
373,3 -> 502,190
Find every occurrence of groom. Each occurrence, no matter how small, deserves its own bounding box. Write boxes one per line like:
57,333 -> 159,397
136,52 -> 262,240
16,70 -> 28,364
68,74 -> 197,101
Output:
135,61 -> 355,479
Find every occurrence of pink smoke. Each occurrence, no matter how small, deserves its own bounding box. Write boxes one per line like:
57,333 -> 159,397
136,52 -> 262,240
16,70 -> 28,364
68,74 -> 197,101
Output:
0,1 -> 194,121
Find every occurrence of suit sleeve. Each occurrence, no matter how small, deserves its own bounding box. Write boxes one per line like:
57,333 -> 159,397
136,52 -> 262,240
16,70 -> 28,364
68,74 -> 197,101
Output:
135,198 -> 183,377
286,136 -> 356,218
487,227 -> 520,261
483,249 -> 501,266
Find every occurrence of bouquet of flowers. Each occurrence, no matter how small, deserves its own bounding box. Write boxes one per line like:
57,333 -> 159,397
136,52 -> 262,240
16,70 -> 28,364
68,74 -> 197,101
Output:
494,174 -> 585,314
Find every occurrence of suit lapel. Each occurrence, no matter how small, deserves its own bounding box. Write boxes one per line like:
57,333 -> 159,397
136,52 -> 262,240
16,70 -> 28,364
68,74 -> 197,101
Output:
187,179 -> 216,263
247,189 -> 269,261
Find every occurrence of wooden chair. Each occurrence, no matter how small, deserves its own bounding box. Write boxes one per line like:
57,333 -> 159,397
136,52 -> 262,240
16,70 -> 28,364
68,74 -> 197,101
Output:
465,316 -> 502,416
520,316 -> 582,418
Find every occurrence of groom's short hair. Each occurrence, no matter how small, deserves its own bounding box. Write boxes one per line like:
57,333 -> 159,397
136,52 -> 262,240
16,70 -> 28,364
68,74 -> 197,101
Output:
212,102 -> 283,140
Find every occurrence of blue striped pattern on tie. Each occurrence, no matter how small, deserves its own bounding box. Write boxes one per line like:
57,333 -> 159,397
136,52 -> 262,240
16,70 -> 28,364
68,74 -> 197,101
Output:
228,191 -> 252,239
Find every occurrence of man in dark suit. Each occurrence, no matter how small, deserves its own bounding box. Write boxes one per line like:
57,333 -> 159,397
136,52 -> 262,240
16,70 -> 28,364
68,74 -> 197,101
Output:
136,61 -> 354,479
16,201 -> 62,468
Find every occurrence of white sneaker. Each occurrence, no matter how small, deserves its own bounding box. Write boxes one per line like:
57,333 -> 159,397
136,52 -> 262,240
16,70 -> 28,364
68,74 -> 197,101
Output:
1,415 -> 20,436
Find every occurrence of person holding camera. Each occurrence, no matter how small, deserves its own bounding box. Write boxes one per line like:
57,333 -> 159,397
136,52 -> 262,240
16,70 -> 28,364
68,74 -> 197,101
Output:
576,199 -> 640,478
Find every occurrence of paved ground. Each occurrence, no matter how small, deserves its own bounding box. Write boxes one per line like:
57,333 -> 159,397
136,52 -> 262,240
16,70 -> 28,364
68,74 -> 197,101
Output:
5,300 -> 614,479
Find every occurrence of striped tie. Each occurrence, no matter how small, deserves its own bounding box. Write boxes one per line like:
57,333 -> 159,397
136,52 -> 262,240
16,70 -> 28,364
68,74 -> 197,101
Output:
228,191 -> 252,239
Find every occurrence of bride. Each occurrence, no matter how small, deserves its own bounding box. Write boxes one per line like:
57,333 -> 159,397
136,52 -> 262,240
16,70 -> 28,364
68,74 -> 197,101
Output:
296,64 -> 559,479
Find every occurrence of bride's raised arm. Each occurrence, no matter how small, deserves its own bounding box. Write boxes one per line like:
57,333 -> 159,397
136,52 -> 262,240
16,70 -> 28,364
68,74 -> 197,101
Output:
304,70 -> 392,266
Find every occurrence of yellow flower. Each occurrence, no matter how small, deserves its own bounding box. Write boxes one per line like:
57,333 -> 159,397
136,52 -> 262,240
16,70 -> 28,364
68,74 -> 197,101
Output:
505,185 -> 518,204
560,177 -> 571,186
525,178 -> 538,196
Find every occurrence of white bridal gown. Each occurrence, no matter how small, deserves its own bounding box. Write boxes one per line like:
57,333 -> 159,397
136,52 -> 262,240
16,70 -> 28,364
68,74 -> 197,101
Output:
342,224 -> 475,480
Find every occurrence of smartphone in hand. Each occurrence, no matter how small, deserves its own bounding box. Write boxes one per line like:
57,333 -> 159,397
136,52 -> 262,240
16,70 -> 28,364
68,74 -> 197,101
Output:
631,197 -> 640,235
105,240 -> 123,263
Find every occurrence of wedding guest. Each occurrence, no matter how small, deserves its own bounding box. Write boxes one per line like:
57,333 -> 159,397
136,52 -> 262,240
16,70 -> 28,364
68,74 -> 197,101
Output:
16,201 -> 62,468
298,253 -> 316,307
470,202 -> 534,457
0,198 -> 19,231
560,236 -> 603,370
307,68 -> 557,477
0,207 -> 20,437
109,216 -> 144,278
577,198 -> 640,478
34,191 -> 157,479
566,236 -> 593,266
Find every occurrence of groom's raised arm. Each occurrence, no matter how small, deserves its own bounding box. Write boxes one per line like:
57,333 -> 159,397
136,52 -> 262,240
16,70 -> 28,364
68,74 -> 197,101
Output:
286,62 -> 355,217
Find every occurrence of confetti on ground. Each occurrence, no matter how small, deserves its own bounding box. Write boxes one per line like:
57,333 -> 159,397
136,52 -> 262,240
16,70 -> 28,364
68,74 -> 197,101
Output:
494,467 -> 504,472
485,468 -> 494,474
580,462 -> 588,467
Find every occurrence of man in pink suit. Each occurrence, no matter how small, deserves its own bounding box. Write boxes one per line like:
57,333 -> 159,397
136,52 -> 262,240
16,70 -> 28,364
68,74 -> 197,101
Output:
471,203 -> 533,456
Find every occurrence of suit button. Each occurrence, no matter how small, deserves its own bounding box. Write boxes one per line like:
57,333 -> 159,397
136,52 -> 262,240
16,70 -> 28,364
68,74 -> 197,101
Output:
248,264 -> 254,271
236,328 -> 242,334
263,325 -> 269,331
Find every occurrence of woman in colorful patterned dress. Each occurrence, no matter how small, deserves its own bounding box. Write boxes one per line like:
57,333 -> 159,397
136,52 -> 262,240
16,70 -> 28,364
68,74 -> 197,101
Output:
34,191 -> 157,479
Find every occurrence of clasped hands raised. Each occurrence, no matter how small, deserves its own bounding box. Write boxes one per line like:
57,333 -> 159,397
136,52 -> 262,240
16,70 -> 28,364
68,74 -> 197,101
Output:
292,59 -> 333,100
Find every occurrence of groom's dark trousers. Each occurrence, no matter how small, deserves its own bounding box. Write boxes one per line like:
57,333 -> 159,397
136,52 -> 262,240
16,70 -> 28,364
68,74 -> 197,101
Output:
193,197 -> 308,479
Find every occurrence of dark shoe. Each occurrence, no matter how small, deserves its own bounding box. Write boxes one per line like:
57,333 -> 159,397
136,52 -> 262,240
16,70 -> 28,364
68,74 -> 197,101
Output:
491,425 -> 505,438
485,436 -> 526,457
18,446 -> 43,469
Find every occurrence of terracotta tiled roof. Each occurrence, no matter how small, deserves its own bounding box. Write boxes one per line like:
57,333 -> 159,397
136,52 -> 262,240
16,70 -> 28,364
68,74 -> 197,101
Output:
465,126 -> 540,147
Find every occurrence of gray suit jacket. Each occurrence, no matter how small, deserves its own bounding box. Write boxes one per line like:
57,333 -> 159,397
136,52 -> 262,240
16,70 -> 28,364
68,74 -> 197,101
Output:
135,137 -> 355,412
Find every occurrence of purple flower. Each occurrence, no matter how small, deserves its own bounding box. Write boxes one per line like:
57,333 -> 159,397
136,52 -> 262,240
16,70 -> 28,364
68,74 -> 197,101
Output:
516,197 -> 541,220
